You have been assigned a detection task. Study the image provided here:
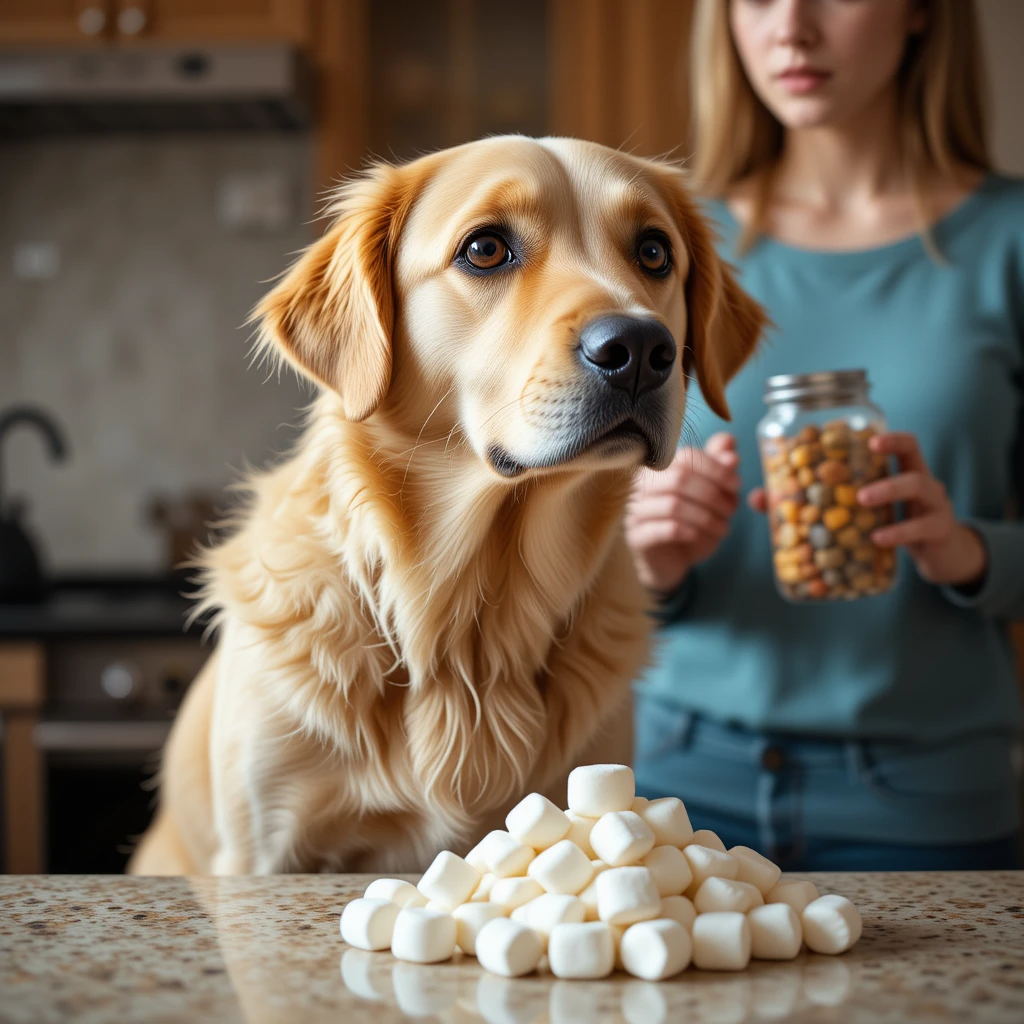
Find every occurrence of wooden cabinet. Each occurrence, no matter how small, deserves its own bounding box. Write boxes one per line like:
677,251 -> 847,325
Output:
0,643 -> 44,874
0,0 -> 311,45
0,0 -> 698,208
314,0 -> 696,191
111,0 -> 311,44
0,1 -> 111,44
548,0 -> 695,159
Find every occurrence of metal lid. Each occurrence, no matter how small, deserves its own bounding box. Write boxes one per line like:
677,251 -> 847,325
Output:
764,369 -> 869,405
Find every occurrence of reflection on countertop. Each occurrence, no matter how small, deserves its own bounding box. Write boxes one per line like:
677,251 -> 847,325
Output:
1,872 -> 1022,1023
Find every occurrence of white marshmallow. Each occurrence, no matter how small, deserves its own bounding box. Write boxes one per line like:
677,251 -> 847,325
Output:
475,917 -> 544,978
390,906 -> 457,964
547,921 -> 617,979
452,902 -> 506,955
765,879 -> 820,915
505,792 -> 571,850
619,919 -> 692,980
527,839 -> 594,895
688,829 -> 726,852
693,876 -> 764,914
631,796 -> 650,813
339,897 -> 400,951
681,845 -> 739,896
641,845 -> 693,896
416,850 -> 480,909
564,811 -> 599,858
578,860 -> 611,920
801,894 -> 862,954
509,903 -> 531,924
691,911 -> 752,971
476,830 -> 536,878
470,873 -> 497,902
748,902 -> 802,960
590,811 -> 656,867
518,892 -> 586,941
660,894 -> 697,931
639,797 -> 694,848
596,866 -> 662,926
363,878 -> 428,908
489,876 -> 544,912
424,900 -> 449,913
566,764 -> 635,818
608,921 -> 626,970
729,845 -> 782,895
465,836 -> 490,873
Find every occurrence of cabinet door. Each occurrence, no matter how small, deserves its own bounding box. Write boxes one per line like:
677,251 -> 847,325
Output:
112,0 -> 311,44
549,0 -> 694,158
0,1 -> 112,44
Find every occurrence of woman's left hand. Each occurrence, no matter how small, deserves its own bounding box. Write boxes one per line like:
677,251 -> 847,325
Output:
857,432 -> 988,588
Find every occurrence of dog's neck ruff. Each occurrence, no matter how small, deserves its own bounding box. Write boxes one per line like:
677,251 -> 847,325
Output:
197,393 -> 636,816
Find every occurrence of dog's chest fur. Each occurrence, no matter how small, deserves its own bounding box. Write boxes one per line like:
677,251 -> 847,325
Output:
199,399 -> 644,870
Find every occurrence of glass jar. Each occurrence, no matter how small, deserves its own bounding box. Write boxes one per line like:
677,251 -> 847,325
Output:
757,370 -> 897,603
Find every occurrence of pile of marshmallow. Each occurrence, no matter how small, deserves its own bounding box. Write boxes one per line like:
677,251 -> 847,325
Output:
340,764 -> 862,981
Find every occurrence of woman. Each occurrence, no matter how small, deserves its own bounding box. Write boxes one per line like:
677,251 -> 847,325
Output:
627,0 -> 1024,869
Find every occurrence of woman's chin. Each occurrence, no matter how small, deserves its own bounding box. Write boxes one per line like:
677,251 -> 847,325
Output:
756,86 -> 845,131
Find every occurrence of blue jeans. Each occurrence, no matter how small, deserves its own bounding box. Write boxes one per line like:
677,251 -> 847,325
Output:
634,694 -> 1022,871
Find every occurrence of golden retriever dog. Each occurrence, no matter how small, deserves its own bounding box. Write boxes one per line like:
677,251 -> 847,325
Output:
129,136 -> 763,876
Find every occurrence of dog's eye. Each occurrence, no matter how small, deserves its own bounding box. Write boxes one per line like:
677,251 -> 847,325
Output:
463,233 -> 512,271
637,233 -> 671,275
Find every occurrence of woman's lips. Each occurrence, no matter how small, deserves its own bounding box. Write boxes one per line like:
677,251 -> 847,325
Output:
776,69 -> 832,94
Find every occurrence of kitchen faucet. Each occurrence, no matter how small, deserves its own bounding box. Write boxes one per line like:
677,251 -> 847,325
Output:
0,405 -> 69,602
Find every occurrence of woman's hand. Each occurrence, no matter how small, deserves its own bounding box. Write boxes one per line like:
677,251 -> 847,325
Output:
625,433 -> 741,595
856,432 -> 987,588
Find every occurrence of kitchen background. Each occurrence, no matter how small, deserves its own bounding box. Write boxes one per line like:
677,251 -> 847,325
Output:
0,0 -> 1022,875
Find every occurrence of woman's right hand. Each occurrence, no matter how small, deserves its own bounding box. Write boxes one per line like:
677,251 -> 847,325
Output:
625,433 -> 742,595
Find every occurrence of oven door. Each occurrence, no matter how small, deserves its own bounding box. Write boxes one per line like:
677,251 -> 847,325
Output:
35,720 -> 170,873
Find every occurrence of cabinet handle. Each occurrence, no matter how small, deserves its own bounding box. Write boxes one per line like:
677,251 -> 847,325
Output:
77,6 -> 107,36
117,5 -> 148,36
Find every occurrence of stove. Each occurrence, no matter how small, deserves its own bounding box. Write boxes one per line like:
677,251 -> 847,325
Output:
0,575 -> 213,872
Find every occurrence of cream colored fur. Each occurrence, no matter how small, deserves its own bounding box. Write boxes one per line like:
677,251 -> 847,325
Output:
129,136 -> 763,875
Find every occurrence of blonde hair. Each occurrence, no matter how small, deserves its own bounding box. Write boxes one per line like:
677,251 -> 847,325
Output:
691,0 -> 992,251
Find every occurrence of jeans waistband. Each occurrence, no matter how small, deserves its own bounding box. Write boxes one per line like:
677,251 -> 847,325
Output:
637,692 -> 1016,771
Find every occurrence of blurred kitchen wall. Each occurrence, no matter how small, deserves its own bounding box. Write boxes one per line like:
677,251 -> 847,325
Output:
978,0 -> 1024,174
0,0 -> 1020,576
0,136 -> 311,571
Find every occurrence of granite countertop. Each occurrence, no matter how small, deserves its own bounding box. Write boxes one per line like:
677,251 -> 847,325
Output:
1,872 -> 1022,1023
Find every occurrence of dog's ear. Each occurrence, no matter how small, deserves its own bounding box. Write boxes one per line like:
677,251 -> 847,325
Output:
252,164 -> 414,421
657,170 -> 767,421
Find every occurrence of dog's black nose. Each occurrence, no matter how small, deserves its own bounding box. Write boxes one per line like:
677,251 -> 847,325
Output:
578,315 -> 677,399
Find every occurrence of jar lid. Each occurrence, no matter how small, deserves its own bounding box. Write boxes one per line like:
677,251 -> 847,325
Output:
763,369 -> 869,405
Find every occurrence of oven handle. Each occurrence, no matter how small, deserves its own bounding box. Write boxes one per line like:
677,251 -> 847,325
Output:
33,721 -> 171,752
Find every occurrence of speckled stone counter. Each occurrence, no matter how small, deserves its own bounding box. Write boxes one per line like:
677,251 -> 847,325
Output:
1,872 -> 1022,1023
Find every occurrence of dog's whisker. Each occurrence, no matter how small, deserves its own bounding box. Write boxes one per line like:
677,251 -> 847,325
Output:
400,384 -> 457,489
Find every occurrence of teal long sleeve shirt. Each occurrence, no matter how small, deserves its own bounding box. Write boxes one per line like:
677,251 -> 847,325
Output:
637,176 -> 1024,759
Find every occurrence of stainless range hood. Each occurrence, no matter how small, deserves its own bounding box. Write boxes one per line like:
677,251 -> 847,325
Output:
0,45 -> 313,136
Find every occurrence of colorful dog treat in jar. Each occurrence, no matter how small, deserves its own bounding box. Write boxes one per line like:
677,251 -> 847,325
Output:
757,370 -> 897,603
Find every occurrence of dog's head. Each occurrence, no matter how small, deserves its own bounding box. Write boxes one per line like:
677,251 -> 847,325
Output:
256,136 -> 765,478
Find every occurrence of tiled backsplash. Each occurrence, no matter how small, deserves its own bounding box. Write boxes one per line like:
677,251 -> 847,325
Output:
0,136 -> 315,573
